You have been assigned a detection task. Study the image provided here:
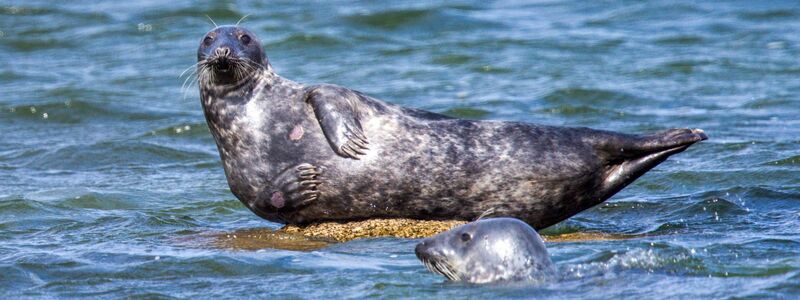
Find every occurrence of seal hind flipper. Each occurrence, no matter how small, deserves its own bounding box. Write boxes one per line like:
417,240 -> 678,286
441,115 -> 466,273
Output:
255,163 -> 322,212
625,128 -> 707,156
305,85 -> 370,159
599,128 -> 708,197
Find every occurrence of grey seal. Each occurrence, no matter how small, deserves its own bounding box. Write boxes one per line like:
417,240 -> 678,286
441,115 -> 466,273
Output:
415,217 -> 555,283
195,25 -> 708,228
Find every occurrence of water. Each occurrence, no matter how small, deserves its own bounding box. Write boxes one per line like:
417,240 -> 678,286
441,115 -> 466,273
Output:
1,0 -> 799,298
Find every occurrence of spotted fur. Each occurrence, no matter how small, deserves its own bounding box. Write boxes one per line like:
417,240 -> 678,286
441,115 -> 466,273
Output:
197,26 -> 708,227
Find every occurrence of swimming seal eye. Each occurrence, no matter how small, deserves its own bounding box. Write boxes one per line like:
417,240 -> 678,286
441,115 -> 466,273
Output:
203,36 -> 213,46
240,34 -> 251,45
461,233 -> 471,242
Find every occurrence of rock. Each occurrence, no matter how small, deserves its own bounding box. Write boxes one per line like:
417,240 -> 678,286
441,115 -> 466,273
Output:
280,219 -> 468,242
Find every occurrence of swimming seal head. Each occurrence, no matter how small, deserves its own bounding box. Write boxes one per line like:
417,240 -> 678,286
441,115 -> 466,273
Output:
415,218 -> 555,284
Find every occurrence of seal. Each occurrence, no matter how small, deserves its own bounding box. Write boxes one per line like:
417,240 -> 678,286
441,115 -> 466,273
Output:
415,217 -> 555,283
196,25 -> 708,228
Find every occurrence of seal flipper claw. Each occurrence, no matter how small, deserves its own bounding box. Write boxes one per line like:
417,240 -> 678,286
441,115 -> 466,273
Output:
350,137 -> 369,149
306,85 -> 370,159
258,163 -> 322,211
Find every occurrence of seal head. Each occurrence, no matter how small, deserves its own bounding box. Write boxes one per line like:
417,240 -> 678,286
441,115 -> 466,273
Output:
415,218 -> 555,284
197,25 -> 266,87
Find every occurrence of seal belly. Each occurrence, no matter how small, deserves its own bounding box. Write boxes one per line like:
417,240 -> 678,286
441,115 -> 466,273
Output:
285,117 -> 605,226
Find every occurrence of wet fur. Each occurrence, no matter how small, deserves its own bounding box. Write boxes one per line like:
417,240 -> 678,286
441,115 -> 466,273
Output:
197,26 -> 708,228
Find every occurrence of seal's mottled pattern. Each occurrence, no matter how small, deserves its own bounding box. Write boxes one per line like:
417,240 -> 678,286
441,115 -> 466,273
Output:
197,25 -> 708,228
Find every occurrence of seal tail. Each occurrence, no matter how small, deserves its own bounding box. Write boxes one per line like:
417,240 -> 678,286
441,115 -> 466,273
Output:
598,128 -> 708,198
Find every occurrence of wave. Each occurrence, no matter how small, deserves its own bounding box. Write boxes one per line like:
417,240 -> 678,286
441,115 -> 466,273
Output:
269,34 -> 346,48
3,100 -> 172,124
765,155 -> 800,166
22,140 -> 213,171
441,107 -> 490,119
345,6 -> 503,32
653,35 -> 706,45
143,122 -> 209,138
541,88 -> 644,109
739,10 -> 798,21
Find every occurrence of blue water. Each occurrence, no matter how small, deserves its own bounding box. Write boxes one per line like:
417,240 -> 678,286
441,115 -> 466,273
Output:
1,1 -> 799,298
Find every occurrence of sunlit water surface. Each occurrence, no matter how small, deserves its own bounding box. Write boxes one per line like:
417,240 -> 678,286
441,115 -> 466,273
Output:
1,1 -> 799,298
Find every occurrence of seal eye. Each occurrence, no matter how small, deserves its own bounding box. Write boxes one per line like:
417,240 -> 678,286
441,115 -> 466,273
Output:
240,34 -> 251,45
460,233 -> 471,242
203,36 -> 213,45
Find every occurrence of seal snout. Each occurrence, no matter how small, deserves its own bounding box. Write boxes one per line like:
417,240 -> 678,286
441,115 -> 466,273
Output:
210,47 -> 233,72
214,47 -> 231,57
415,239 -> 442,262
415,239 -> 457,279
414,240 -> 429,259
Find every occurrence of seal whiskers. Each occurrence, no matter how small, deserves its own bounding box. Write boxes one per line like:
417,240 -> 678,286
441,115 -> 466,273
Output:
180,62 -> 202,99
421,257 -> 460,281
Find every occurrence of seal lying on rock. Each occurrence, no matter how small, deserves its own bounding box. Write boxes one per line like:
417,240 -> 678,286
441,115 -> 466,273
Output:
415,218 -> 555,283
195,25 -> 708,228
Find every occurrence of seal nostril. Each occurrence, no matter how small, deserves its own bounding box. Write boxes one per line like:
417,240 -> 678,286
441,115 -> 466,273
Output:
415,242 -> 427,257
215,47 -> 230,57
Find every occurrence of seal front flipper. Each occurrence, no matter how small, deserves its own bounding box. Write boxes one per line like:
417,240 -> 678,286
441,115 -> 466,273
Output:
305,85 -> 370,159
256,163 -> 322,211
